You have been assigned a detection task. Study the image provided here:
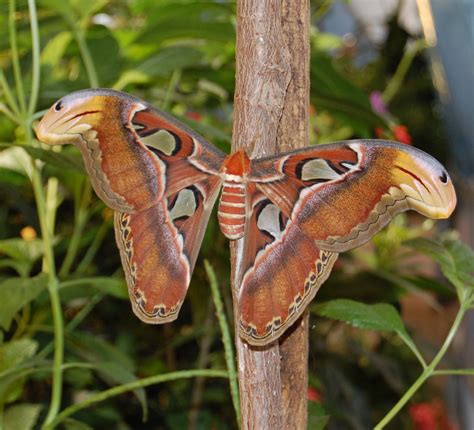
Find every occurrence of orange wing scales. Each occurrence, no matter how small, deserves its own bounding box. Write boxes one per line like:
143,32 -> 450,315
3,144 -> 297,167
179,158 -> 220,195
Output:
37,89 -> 457,346
236,192 -> 338,344
114,203 -> 189,323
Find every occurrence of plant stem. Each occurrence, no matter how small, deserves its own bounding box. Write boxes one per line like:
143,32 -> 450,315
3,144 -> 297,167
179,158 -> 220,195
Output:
75,219 -> 110,274
8,0 -> 26,115
44,369 -> 229,429
36,293 -> 104,361
433,369 -> 474,376
0,102 -> 21,124
69,21 -> 99,87
204,260 -> 241,427
382,39 -> 428,105
59,204 -> 90,277
45,177 -> 59,235
398,333 -> 427,369
0,69 -> 21,118
19,2 -> 64,423
31,162 -> 64,428
374,302 -> 468,429
162,69 -> 182,111
27,0 -> 41,117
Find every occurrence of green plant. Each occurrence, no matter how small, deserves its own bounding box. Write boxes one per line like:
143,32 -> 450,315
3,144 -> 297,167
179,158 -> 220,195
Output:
313,237 -> 474,428
0,1 -> 470,429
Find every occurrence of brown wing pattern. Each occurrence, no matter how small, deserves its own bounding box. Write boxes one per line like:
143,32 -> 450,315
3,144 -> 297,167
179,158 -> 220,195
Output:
115,176 -> 221,323
36,88 -> 225,213
238,189 -> 338,345
251,140 -> 456,253
37,89 -> 224,324
38,91 -> 457,346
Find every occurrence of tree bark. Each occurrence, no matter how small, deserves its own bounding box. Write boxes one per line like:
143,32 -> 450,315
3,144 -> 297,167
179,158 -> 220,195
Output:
278,2 -> 311,429
231,1 -> 310,428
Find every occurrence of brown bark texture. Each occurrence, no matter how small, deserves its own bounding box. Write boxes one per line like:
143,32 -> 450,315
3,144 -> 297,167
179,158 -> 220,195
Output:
231,1 -> 310,429
278,2 -> 311,428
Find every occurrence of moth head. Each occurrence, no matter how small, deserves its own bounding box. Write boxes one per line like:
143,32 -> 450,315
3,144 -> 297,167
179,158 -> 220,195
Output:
222,149 -> 251,176
36,89 -> 126,146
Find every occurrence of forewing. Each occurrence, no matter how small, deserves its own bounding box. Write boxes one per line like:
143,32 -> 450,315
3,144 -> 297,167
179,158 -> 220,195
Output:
39,89 -> 226,325
237,189 -> 337,345
250,140 -> 456,252
115,176 -> 222,323
37,89 -> 225,213
130,106 -> 225,197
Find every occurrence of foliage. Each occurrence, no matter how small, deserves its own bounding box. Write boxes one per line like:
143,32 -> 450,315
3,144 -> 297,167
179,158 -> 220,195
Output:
0,1 -> 471,429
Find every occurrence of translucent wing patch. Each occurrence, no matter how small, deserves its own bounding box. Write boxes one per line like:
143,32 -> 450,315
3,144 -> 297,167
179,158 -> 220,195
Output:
237,191 -> 338,345
114,176 -> 221,323
251,140 -> 456,252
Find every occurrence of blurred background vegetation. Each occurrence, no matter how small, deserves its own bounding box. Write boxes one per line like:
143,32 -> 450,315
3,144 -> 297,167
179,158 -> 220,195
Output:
0,1 -> 472,429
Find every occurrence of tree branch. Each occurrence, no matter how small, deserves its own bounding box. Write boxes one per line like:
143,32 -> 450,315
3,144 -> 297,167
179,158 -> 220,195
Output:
231,1 -> 310,428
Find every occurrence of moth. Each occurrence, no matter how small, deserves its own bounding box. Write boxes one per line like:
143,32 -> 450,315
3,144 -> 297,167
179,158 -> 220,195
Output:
36,89 -> 456,345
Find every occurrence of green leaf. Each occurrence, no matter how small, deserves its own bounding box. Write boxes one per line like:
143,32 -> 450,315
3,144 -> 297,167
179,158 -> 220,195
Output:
313,299 -> 422,363
314,299 -> 406,334
0,146 -> 32,177
0,167 -> 28,186
308,402 -> 329,430
0,275 -> 48,330
67,332 -> 135,372
69,0 -> 109,21
63,418 -> 94,430
22,145 -> 84,173
3,403 -> 42,430
137,4 -> 234,47
0,339 -> 38,404
86,26 -> 122,85
113,70 -> 150,91
137,46 -> 203,78
310,52 -> 382,136
0,339 -> 38,372
41,31 -> 73,66
59,277 -> 128,300
0,143 -> 84,173
406,238 -> 474,292
66,334 -> 148,419
0,238 -> 44,263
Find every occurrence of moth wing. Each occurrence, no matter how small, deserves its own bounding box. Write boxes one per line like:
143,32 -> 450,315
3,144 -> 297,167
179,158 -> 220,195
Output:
237,188 -> 337,345
39,89 -> 225,213
250,140 -> 456,252
114,176 -> 222,323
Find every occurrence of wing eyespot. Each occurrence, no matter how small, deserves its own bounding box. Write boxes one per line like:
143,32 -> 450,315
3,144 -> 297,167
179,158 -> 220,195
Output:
439,171 -> 448,184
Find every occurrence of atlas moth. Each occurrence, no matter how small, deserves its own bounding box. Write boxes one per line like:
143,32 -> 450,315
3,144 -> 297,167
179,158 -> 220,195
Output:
36,89 -> 456,346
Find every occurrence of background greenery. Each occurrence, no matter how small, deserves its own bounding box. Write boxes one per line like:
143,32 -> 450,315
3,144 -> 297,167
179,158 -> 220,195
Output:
0,1 -> 472,429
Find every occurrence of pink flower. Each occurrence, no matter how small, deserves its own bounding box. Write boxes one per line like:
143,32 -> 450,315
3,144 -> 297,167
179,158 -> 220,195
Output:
370,91 -> 389,115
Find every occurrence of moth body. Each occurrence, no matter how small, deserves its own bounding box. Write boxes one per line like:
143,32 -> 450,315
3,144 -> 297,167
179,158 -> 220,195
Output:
217,150 -> 251,240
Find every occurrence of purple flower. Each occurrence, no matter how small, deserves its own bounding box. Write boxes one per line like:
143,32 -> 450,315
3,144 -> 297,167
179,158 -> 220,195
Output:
370,91 -> 389,115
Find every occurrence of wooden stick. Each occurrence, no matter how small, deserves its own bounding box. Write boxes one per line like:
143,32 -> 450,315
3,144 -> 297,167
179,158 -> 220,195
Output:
231,1 -> 310,428
278,2 -> 311,428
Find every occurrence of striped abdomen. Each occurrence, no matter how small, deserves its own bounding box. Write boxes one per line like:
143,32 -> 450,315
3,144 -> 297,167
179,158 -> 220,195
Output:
218,181 -> 246,239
